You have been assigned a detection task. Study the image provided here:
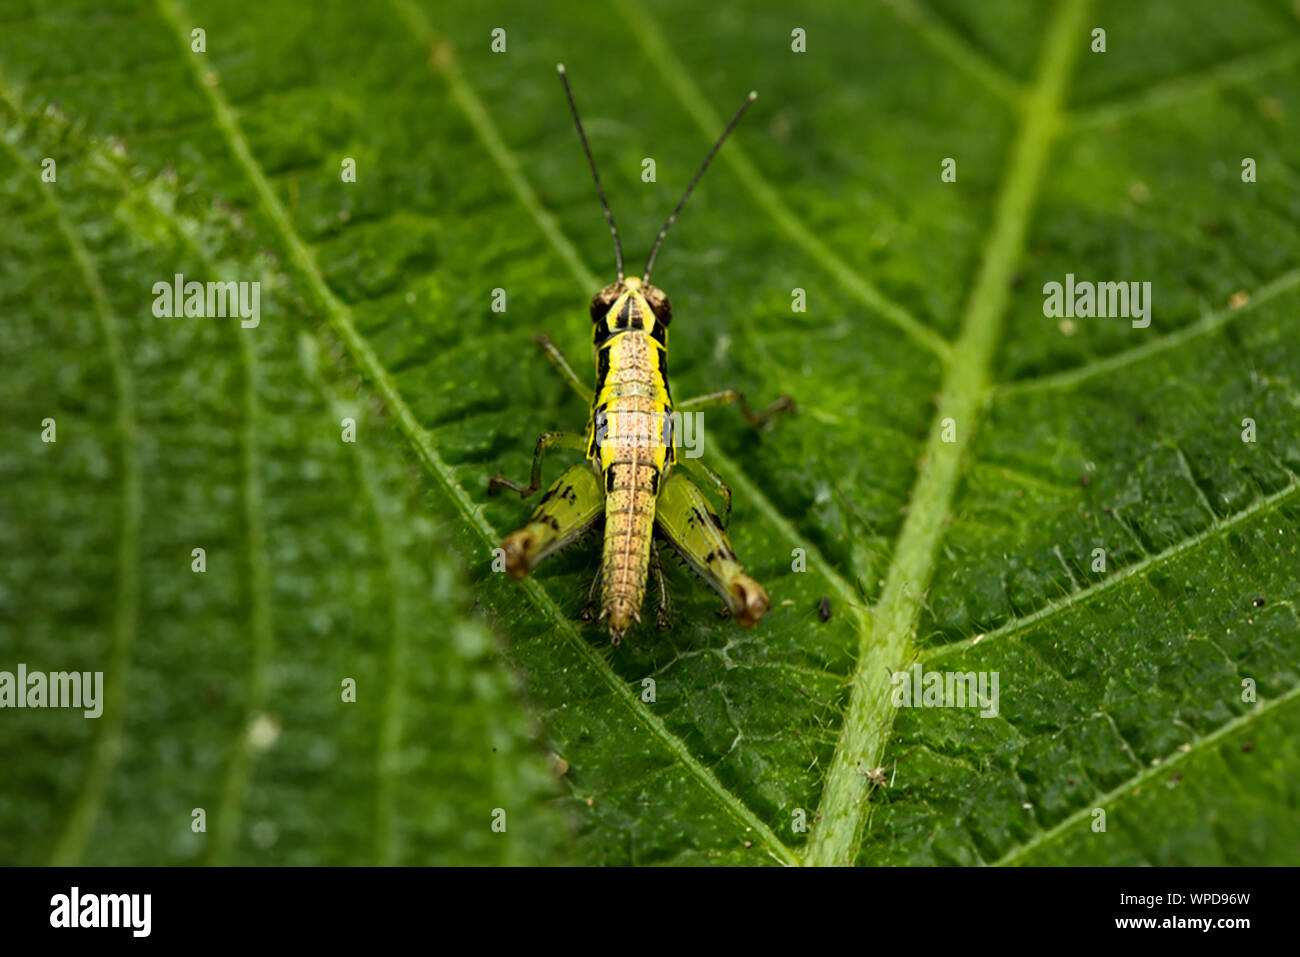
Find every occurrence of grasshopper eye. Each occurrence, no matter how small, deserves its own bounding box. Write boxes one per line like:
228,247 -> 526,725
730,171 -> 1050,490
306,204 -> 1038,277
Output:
650,293 -> 672,326
590,283 -> 620,323
644,287 -> 672,326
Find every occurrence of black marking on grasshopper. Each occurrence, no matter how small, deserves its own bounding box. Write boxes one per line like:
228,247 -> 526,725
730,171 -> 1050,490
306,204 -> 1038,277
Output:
536,481 -> 577,509
690,505 -> 727,532
588,400 -> 608,460
616,296 -> 644,329
661,411 -> 676,467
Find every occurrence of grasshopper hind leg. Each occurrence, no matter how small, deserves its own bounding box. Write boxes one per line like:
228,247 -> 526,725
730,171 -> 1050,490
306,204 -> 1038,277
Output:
678,456 -> 733,528
653,470 -> 771,628
498,462 -> 603,579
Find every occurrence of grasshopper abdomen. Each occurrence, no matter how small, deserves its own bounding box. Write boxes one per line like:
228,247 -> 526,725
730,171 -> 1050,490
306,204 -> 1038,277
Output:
589,279 -> 673,641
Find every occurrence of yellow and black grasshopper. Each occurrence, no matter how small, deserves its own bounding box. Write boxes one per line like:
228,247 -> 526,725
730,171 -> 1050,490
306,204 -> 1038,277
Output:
489,65 -> 792,644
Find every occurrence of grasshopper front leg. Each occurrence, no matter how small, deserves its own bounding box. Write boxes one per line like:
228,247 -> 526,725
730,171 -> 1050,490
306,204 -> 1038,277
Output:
533,334 -> 593,402
654,470 -> 771,628
499,462 -> 604,579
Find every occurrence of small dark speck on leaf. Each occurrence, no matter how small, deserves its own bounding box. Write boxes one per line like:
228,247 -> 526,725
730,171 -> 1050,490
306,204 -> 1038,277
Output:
1009,271 -> 1024,290
1078,474 -> 1091,487
1242,740 -> 1254,752
818,596 -> 831,622
1252,596 -> 1266,607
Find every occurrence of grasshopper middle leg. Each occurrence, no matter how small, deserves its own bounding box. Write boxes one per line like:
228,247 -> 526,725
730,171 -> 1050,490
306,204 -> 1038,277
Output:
675,388 -> 795,427
650,541 -> 673,630
488,430 -> 587,499
579,566 -> 602,621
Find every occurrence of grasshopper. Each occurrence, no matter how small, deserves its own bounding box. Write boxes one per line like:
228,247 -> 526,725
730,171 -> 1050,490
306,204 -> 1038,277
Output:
489,65 -> 793,644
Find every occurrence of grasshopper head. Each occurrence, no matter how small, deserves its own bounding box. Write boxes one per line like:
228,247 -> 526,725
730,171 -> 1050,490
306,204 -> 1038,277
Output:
590,277 -> 672,340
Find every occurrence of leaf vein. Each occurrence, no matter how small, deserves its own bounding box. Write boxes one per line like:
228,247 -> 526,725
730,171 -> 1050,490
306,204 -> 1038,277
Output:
877,0 -> 1025,106
0,101 -> 144,868
922,479 -> 1300,663
806,0 -> 1093,867
994,683 -> 1300,865
995,268 -> 1300,397
207,290 -> 275,866
615,0 -> 954,362
1068,38 -> 1300,131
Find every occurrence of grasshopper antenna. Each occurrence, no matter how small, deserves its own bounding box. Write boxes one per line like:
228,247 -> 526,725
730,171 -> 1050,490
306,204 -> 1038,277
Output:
643,90 -> 757,284
557,64 -> 624,282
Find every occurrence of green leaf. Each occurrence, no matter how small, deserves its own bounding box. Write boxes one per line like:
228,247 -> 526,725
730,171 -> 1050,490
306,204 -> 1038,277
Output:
0,84 -> 566,867
2,0 -> 1298,866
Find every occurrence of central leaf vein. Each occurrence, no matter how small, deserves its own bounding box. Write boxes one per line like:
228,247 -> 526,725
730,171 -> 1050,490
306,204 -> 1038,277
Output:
806,0 -> 1093,867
